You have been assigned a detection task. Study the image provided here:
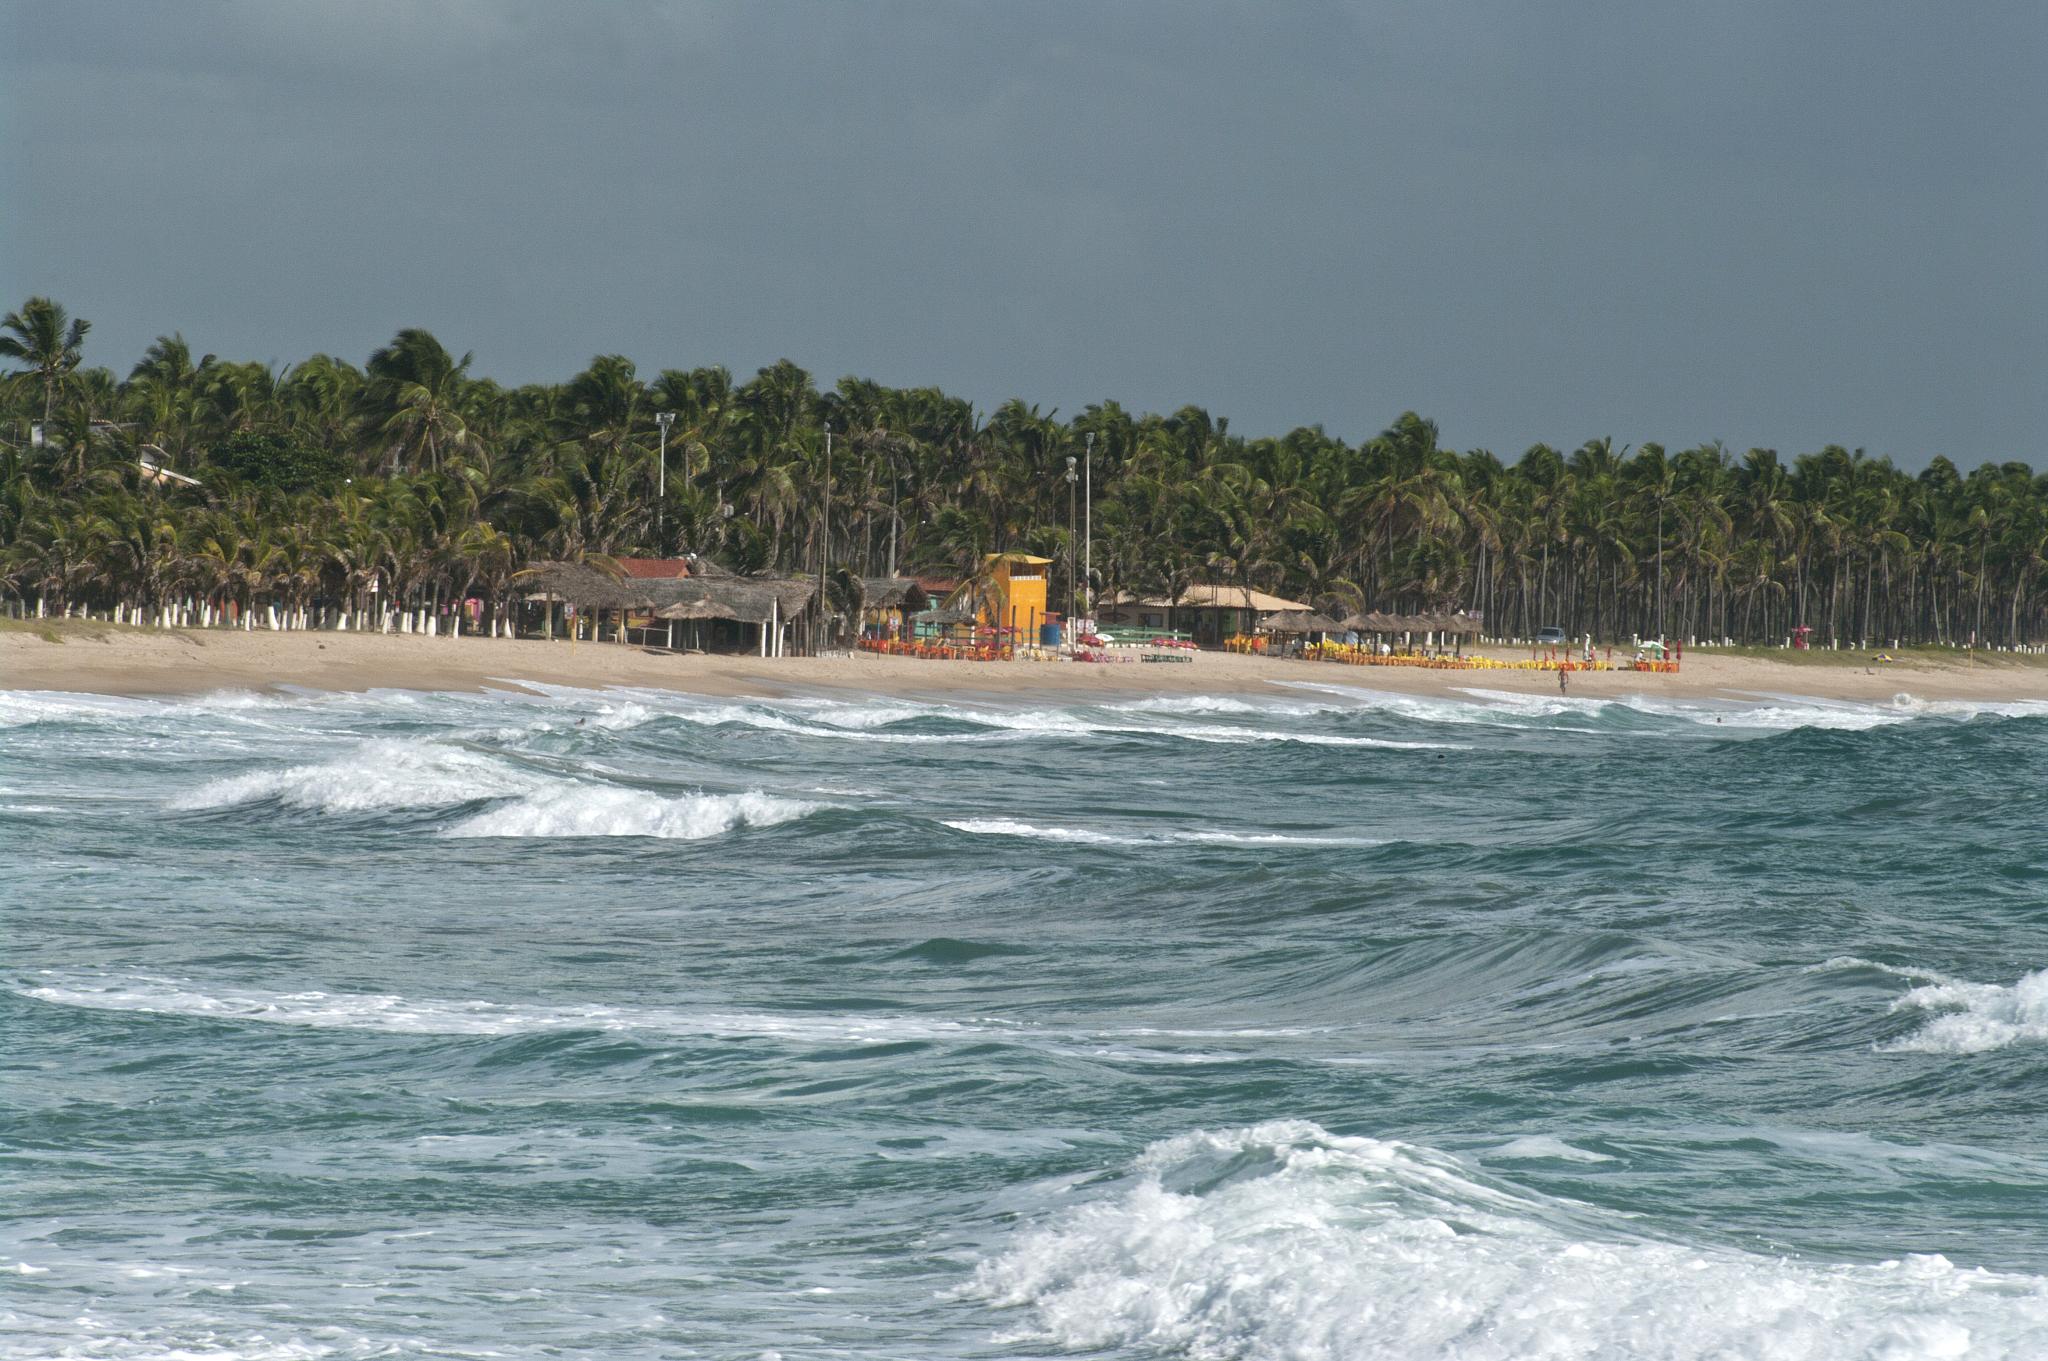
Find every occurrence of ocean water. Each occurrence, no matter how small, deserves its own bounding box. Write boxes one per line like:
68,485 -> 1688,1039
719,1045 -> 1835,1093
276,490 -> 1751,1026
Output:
5,678 -> 2048,1359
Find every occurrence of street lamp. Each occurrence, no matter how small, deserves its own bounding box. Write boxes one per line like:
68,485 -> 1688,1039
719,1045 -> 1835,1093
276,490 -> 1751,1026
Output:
1083,432 -> 1094,618
886,448 -> 905,579
817,420 -> 832,655
655,411 -> 676,545
1065,455 -> 1079,617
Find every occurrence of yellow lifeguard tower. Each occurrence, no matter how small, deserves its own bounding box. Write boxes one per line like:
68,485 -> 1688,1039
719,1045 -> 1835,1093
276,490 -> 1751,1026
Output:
970,552 -> 1050,639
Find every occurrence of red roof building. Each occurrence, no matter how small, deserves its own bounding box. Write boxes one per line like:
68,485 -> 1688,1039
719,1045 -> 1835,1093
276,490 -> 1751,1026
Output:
614,558 -> 693,580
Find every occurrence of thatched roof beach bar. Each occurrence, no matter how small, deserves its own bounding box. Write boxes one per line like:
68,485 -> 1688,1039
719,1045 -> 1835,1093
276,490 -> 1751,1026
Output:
1099,583 -> 1311,646
515,559 -> 817,655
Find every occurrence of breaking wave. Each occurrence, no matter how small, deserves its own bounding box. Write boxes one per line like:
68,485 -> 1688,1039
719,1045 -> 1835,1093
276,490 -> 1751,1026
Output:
941,817 -> 1381,848
11,970 -> 990,1043
171,740 -> 541,812
1489,1134 -> 1617,1163
1884,968 -> 2048,1054
443,785 -> 820,839
967,1120 -> 2048,1359
1273,679 -> 2048,733
621,694 -> 1463,749
0,690 -> 164,729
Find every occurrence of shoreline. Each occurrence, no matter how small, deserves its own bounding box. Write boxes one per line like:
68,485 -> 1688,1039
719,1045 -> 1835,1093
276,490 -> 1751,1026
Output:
7,624 -> 2048,706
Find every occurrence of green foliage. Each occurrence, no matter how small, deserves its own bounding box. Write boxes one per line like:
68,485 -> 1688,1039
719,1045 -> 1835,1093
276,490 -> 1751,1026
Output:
0,296 -> 90,424
2,294 -> 2046,648
207,432 -> 348,492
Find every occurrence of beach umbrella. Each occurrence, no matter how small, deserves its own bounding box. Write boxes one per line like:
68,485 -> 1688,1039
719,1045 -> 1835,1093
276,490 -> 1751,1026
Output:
1260,610 -> 1343,634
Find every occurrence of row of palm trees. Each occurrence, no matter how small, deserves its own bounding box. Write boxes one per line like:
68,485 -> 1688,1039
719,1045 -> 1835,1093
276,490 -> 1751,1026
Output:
4,295 -> 2045,646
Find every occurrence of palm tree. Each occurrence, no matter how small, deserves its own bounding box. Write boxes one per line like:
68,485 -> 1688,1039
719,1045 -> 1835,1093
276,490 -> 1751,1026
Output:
0,297 -> 91,427
364,329 -> 478,473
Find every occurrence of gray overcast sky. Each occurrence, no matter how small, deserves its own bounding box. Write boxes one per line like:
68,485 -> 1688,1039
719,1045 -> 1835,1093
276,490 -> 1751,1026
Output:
4,1 -> 2043,466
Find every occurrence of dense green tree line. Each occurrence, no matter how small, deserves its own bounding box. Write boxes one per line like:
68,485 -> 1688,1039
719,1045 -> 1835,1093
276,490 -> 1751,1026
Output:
3,295 -> 2044,645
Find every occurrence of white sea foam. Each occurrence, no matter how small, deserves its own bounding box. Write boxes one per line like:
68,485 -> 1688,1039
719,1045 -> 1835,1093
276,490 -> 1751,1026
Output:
0,1330 -> 370,1361
1884,968 -> 2048,1054
1911,698 -> 2048,721
1806,956 -> 1955,984
942,817 -> 1380,848
0,686 -> 413,733
1106,695 -> 1346,718
1638,692 -> 1911,731
443,786 -> 820,839
778,699 -> 951,729
966,1120 -> 2048,1359
464,684 -> 968,744
1490,1134 -> 1617,1164
944,817 -> 1133,844
666,700 -> 1010,744
1161,722 -> 1459,750
1455,686 -> 1618,719
1281,681 -> 1598,728
960,705 -> 1463,748
1281,678 -> 2048,734
9,972 -> 1306,1071
1641,691 -> 2048,731
0,690 -> 163,729
1295,678 -> 1880,732
171,740 -> 541,812
645,694 -> 1464,749
513,685 -> 1445,748
12,971 -> 991,1043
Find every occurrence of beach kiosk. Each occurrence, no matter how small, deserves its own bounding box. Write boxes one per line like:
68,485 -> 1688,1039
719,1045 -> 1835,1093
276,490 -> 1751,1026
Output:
974,552 -> 1051,642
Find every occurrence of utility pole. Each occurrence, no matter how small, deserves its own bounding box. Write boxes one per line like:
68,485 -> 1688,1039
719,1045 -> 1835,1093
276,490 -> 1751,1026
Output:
886,451 -> 902,579
817,420 -> 832,655
655,411 -> 676,547
1083,432 -> 1093,618
1656,499 -> 1664,641
1065,455 -> 1079,617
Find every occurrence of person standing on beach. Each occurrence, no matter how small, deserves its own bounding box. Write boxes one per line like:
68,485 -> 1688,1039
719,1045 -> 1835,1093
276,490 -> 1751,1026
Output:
1559,668 -> 1569,695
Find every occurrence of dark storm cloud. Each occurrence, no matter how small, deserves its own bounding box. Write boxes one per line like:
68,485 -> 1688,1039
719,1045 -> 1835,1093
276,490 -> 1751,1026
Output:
3,0 -> 2042,465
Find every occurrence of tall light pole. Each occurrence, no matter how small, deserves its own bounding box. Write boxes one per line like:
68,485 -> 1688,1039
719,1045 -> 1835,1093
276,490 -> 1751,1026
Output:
817,420 -> 832,655
1083,432 -> 1094,618
886,449 -> 903,579
1065,455 -> 1079,617
655,411 -> 676,546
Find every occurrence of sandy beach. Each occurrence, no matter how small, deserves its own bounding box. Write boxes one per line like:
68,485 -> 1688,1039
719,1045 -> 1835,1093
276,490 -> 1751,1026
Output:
6,621 -> 2046,705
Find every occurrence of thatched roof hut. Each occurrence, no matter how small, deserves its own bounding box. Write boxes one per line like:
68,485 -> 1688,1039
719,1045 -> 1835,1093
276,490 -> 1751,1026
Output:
1260,610 -> 1345,634
860,577 -> 929,611
654,597 -> 733,621
515,561 -> 643,609
652,577 -> 817,625
516,560 -> 815,623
